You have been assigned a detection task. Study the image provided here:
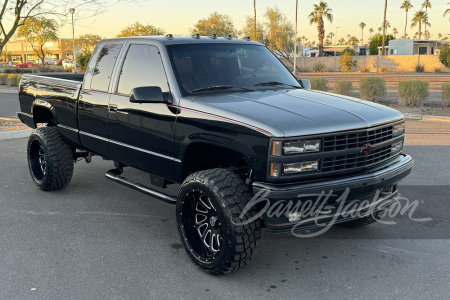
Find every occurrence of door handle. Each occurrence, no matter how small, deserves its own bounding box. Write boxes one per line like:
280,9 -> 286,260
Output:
109,104 -> 118,112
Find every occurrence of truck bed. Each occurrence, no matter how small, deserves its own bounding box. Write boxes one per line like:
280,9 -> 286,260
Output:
18,73 -> 84,145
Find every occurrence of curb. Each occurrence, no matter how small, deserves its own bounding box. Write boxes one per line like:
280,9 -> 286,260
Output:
0,129 -> 32,140
403,113 -> 450,123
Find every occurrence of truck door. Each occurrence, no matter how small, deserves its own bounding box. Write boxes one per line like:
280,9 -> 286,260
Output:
78,42 -> 123,158
107,44 -> 178,179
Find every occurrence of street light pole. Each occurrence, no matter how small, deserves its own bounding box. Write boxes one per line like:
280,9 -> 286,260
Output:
293,0 -> 298,76
69,8 -> 77,72
334,26 -> 339,71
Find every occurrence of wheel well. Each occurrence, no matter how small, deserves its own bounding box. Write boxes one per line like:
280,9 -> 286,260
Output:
33,106 -> 55,126
182,143 -> 250,180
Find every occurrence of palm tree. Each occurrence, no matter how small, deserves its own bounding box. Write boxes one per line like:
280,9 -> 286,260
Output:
421,0 -> 431,39
349,36 -> 359,45
378,27 -> 382,34
444,3 -> 450,20
338,37 -> 345,45
253,0 -> 256,40
359,22 -> 366,45
400,1 -> 413,38
369,28 -> 374,39
393,28 -> 398,38
308,1 -> 333,56
381,0 -> 388,55
411,10 -> 430,40
438,33 -> 442,39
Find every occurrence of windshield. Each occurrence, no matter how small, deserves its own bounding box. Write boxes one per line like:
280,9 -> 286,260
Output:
166,44 -> 302,95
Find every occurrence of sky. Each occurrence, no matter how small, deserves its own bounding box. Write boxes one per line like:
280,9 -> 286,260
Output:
59,0 -> 449,42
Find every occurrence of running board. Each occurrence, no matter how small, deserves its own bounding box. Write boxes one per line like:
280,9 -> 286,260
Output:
105,170 -> 177,204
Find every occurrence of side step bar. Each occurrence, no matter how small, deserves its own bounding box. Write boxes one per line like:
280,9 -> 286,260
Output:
105,170 -> 177,204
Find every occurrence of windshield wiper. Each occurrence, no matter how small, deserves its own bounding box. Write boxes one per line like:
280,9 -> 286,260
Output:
254,81 -> 301,89
190,85 -> 254,93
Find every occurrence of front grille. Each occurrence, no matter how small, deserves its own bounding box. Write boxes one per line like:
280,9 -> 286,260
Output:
322,145 -> 392,172
323,125 -> 394,152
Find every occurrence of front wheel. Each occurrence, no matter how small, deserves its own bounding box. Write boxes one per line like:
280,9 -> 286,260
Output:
176,169 -> 261,275
27,127 -> 74,191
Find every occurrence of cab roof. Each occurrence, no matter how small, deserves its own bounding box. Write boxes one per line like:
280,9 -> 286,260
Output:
99,35 -> 263,46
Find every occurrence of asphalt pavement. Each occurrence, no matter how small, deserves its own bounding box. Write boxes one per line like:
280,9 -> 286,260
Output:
1,84 -> 450,300
0,86 -> 19,119
1,120 -> 450,300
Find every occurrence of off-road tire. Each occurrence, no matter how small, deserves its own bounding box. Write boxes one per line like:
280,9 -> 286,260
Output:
176,168 -> 261,275
27,127 -> 74,191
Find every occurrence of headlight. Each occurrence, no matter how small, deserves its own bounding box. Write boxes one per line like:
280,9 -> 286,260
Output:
283,139 -> 321,155
270,160 -> 319,177
392,124 -> 405,137
391,141 -> 403,153
284,161 -> 319,174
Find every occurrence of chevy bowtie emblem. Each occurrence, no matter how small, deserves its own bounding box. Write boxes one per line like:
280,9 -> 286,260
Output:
360,144 -> 375,155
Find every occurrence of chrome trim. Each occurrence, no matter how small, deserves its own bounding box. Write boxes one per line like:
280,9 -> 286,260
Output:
253,154 -> 413,195
79,130 -> 109,142
78,130 -> 182,163
105,171 -> 177,204
108,139 -> 182,162
58,124 -> 79,133
20,112 -> 33,118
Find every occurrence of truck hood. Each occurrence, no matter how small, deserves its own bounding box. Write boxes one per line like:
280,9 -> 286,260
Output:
180,89 -> 404,137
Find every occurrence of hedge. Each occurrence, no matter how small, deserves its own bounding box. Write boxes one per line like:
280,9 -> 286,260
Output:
398,80 -> 429,107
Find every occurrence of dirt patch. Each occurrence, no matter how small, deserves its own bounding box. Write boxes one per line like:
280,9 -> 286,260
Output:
0,118 -> 29,131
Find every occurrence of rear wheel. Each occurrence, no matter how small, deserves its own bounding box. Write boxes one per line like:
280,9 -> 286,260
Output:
27,127 -> 74,191
176,169 -> 261,275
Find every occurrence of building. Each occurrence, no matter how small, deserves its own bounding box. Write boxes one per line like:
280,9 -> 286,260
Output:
1,39 -> 74,64
388,39 -> 450,56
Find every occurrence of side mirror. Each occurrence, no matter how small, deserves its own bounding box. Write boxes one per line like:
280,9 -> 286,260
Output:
300,79 -> 311,90
130,86 -> 166,103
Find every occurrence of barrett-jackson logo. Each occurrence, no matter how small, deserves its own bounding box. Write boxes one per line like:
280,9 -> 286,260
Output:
360,144 -> 375,155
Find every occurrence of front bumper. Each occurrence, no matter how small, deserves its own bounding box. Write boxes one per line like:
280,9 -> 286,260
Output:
252,154 -> 414,233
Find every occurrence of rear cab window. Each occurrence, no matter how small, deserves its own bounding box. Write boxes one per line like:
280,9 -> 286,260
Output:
83,43 -> 123,92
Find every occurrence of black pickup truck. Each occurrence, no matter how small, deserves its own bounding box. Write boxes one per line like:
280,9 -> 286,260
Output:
17,35 -> 413,275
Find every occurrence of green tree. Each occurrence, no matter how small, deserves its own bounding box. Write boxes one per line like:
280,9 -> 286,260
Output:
421,0 -> 431,38
342,48 -> 356,56
241,16 -> 265,43
191,12 -> 237,36
0,0 -> 114,60
359,22 -> 366,45
338,52 -> 357,72
16,16 -> 58,65
369,33 -> 395,55
369,28 -> 374,39
338,38 -> 345,45
400,1 -> 413,38
117,22 -> 165,37
264,7 -> 296,67
308,1 -> 333,57
76,50 -> 92,71
439,45 -> 450,68
76,34 -> 103,52
411,10 -> 429,40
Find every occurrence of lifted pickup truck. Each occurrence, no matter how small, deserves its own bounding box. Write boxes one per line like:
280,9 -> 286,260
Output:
18,35 -> 413,275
